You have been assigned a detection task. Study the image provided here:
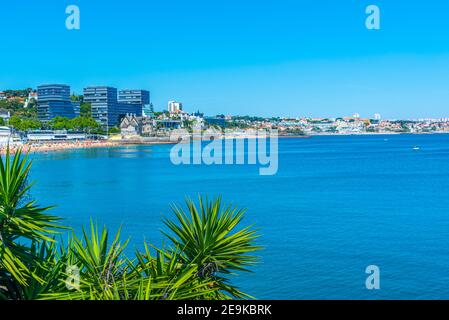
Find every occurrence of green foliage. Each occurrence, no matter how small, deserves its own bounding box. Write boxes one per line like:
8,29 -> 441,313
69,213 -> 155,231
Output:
5,110 -> 98,133
153,112 -> 163,117
2,89 -> 32,98
163,197 -> 261,299
0,149 -> 260,300
48,116 -> 99,132
0,98 -> 23,110
26,99 -> 37,109
72,116 -> 99,131
13,107 -> 38,119
0,88 -> 35,111
284,128 -> 305,135
47,222 -> 130,300
70,94 -> 81,102
49,117 -> 73,130
108,127 -> 120,134
225,121 -> 250,129
232,115 -> 266,122
8,115 -> 42,131
0,149 -> 61,297
7,115 -> 21,129
182,119 -> 195,133
80,102 -> 91,117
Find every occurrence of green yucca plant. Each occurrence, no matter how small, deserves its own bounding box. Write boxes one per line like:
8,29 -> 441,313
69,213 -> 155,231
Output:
130,242 -> 219,300
44,222 -> 219,300
10,240 -> 68,299
0,147 -> 61,298
163,196 -> 261,299
44,221 -> 129,300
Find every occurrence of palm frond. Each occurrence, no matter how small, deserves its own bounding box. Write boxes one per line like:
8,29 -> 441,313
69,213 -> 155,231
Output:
0,147 -> 62,293
162,195 -> 261,299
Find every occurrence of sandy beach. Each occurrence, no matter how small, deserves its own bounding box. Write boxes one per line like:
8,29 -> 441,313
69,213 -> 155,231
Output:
0,140 -> 122,155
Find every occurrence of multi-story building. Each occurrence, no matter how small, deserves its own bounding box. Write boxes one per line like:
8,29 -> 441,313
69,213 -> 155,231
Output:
118,89 -> 149,117
118,89 -> 149,105
143,103 -> 154,117
83,86 -> 115,127
84,86 -> 142,127
168,100 -> 182,113
37,84 -> 79,121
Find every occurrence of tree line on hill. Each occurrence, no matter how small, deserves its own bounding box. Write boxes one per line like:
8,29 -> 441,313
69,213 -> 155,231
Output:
0,95 -> 108,133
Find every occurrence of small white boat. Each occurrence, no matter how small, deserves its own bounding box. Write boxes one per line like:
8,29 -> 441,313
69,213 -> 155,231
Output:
413,146 -> 420,151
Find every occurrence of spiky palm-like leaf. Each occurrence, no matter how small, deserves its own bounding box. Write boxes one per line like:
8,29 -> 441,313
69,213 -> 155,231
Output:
130,242 -> 219,300
163,196 -> 261,299
0,147 -> 61,296
10,240 -> 68,299
43,222 -> 217,300
44,221 -> 128,300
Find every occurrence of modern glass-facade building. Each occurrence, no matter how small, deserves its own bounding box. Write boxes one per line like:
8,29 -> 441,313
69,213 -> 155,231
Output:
118,89 -> 150,117
83,86 -> 116,127
37,84 -> 79,121
84,86 -> 142,127
118,89 -> 149,105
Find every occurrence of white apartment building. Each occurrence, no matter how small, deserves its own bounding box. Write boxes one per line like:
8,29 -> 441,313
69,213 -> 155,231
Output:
168,100 -> 183,113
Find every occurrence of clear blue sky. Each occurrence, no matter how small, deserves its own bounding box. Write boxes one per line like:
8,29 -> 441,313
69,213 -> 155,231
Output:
1,0 -> 449,118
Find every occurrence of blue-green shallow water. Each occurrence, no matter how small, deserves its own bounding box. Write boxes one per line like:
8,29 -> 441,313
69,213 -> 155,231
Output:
28,134 -> 449,299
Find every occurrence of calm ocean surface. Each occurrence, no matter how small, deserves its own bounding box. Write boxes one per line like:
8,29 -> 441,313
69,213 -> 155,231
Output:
29,134 -> 449,299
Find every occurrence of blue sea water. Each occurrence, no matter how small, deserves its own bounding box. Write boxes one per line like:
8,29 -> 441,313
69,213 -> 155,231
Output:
29,134 -> 449,299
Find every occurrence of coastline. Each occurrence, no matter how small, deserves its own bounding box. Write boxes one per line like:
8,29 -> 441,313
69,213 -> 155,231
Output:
2,132 -> 446,155
0,140 -> 122,155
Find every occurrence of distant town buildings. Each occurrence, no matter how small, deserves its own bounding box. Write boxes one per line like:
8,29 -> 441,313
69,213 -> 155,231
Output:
204,116 -> 226,127
119,113 -> 183,137
6,83 -> 449,139
0,126 -> 12,145
37,84 -> 80,121
83,86 -> 142,127
26,130 -> 87,142
119,114 -> 143,136
0,109 -> 11,122
168,100 -> 182,113
158,119 -> 182,129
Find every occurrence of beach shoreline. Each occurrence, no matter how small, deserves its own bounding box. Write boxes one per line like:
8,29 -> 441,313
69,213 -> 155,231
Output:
2,131 -> 445,155
1,140 -> 122,155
